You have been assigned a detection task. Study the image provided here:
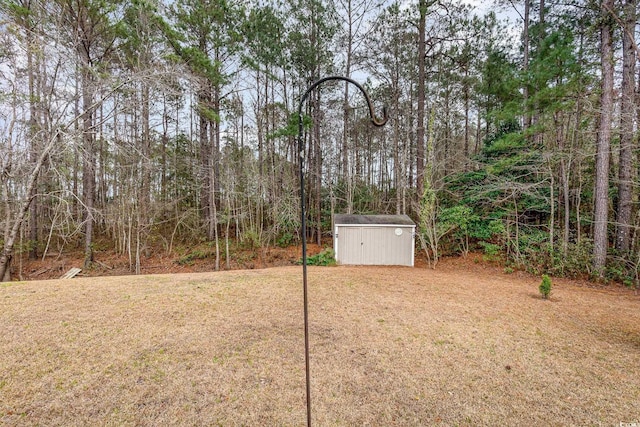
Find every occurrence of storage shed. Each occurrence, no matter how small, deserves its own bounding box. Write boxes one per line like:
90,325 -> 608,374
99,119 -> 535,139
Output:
333,214 -> 416,266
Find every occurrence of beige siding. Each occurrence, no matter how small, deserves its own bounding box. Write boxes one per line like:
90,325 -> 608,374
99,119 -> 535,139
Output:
335,225 -> 414,266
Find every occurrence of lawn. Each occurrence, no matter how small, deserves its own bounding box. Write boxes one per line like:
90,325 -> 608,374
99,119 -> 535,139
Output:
1,261 -> 639,426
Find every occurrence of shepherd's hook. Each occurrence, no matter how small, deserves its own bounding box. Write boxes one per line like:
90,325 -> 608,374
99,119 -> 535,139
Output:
298,76 -> 387,427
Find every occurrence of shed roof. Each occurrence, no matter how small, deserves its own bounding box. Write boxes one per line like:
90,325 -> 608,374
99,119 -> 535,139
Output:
334,214 -> 415,226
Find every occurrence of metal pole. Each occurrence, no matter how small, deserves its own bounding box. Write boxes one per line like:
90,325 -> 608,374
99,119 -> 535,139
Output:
298,76 -> 387,427
298,90 -> 312,427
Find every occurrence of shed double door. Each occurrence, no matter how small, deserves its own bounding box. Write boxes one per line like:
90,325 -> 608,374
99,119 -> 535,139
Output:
338,227 -> 396,265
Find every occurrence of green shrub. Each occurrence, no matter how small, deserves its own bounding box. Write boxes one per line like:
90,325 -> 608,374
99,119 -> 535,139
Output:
177,248 -> 211,265
549,241 -> 592,278
301,248 -> 336,266
478,241 -> 502,262
539,274 -> 552,300
240,230 -> 261,249
276,232 -> 295,248
604,254 -> 637,287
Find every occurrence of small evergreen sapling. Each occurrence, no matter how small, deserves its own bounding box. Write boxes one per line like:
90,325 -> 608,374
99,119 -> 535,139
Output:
539,274 -> 552,299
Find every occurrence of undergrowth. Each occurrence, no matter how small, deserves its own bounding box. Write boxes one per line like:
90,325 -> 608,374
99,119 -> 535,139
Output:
300,248 -> 336,266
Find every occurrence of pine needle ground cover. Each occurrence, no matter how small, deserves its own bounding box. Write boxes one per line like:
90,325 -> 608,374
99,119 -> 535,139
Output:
1,263 -> 639,426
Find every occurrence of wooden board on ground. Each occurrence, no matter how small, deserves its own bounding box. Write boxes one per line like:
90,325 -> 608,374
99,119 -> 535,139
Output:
60,268 -> 82,279
31,267 -> 51,277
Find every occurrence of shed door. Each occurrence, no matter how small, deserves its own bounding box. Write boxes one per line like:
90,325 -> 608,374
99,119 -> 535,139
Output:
361,227 -> 388,265
337,226 -> 396,265
337,226 -> 364,265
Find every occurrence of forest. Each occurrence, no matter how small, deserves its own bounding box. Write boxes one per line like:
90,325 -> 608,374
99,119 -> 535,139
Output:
0,0 -> 638,284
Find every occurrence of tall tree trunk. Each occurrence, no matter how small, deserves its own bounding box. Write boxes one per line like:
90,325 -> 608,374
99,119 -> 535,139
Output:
161,94 -> 169,207
198,88 -> 211,235
443,84 -> 451,176
211,46 -> 222,220
463,62 -> 470,169
522,0 -> 531,133
208,83 -> 221,242
342,0 -> 353,181
394,84 -> 401,215
593,0 -> 615,275
532,0 -> 546,146
256,71 -> 264,199
82,66 -> 95,268
314,88 -> 322,245
140,82 -> 151,259
560,155 -> 570,255
27,22 -> 41,261
615,0 -> 636,254
73,63 -> 80,219
416,0 -> 427,198
343,86 -> 353,215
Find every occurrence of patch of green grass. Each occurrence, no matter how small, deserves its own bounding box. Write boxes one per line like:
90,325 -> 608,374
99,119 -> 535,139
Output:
1,281 -> 26,287
212,355 -> 226,365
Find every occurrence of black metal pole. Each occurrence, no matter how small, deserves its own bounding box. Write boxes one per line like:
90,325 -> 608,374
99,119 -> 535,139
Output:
298,76 -> 387,427
298,88 -> 312,427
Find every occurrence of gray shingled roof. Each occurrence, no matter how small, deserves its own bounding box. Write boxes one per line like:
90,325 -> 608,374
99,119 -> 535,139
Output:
333,214 -> 415,226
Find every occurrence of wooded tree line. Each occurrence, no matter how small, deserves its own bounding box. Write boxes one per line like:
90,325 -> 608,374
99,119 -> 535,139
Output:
0,0 -> 638,283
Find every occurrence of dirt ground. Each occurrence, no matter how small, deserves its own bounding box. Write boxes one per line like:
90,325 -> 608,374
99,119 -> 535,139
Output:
13,244 -> 316,282
1,257 -> 639,426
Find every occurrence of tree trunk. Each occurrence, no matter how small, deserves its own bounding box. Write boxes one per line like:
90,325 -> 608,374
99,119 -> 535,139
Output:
161,94 -> 169,208
416,0 -> 427,198
82,67 -> 95,269
199,88 -> 211,235
463,62 -> 470,169
532,0 -> 546,146
342,0 -> 353,181
213,82 -> 221,213
561,156 -> 570,256
522,0 -> 531,133
615,0 -> 636,254
314,88 -> 322,245
140,82 -> 151,259
394,84 -> 401,215
27,28 -> 40,261
593,0 -> 615,275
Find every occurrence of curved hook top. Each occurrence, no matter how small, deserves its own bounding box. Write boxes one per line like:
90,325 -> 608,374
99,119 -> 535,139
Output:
297,75 -> 389,128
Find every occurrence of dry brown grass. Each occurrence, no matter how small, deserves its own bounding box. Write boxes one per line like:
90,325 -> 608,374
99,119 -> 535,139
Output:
1,261 -> 639,426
